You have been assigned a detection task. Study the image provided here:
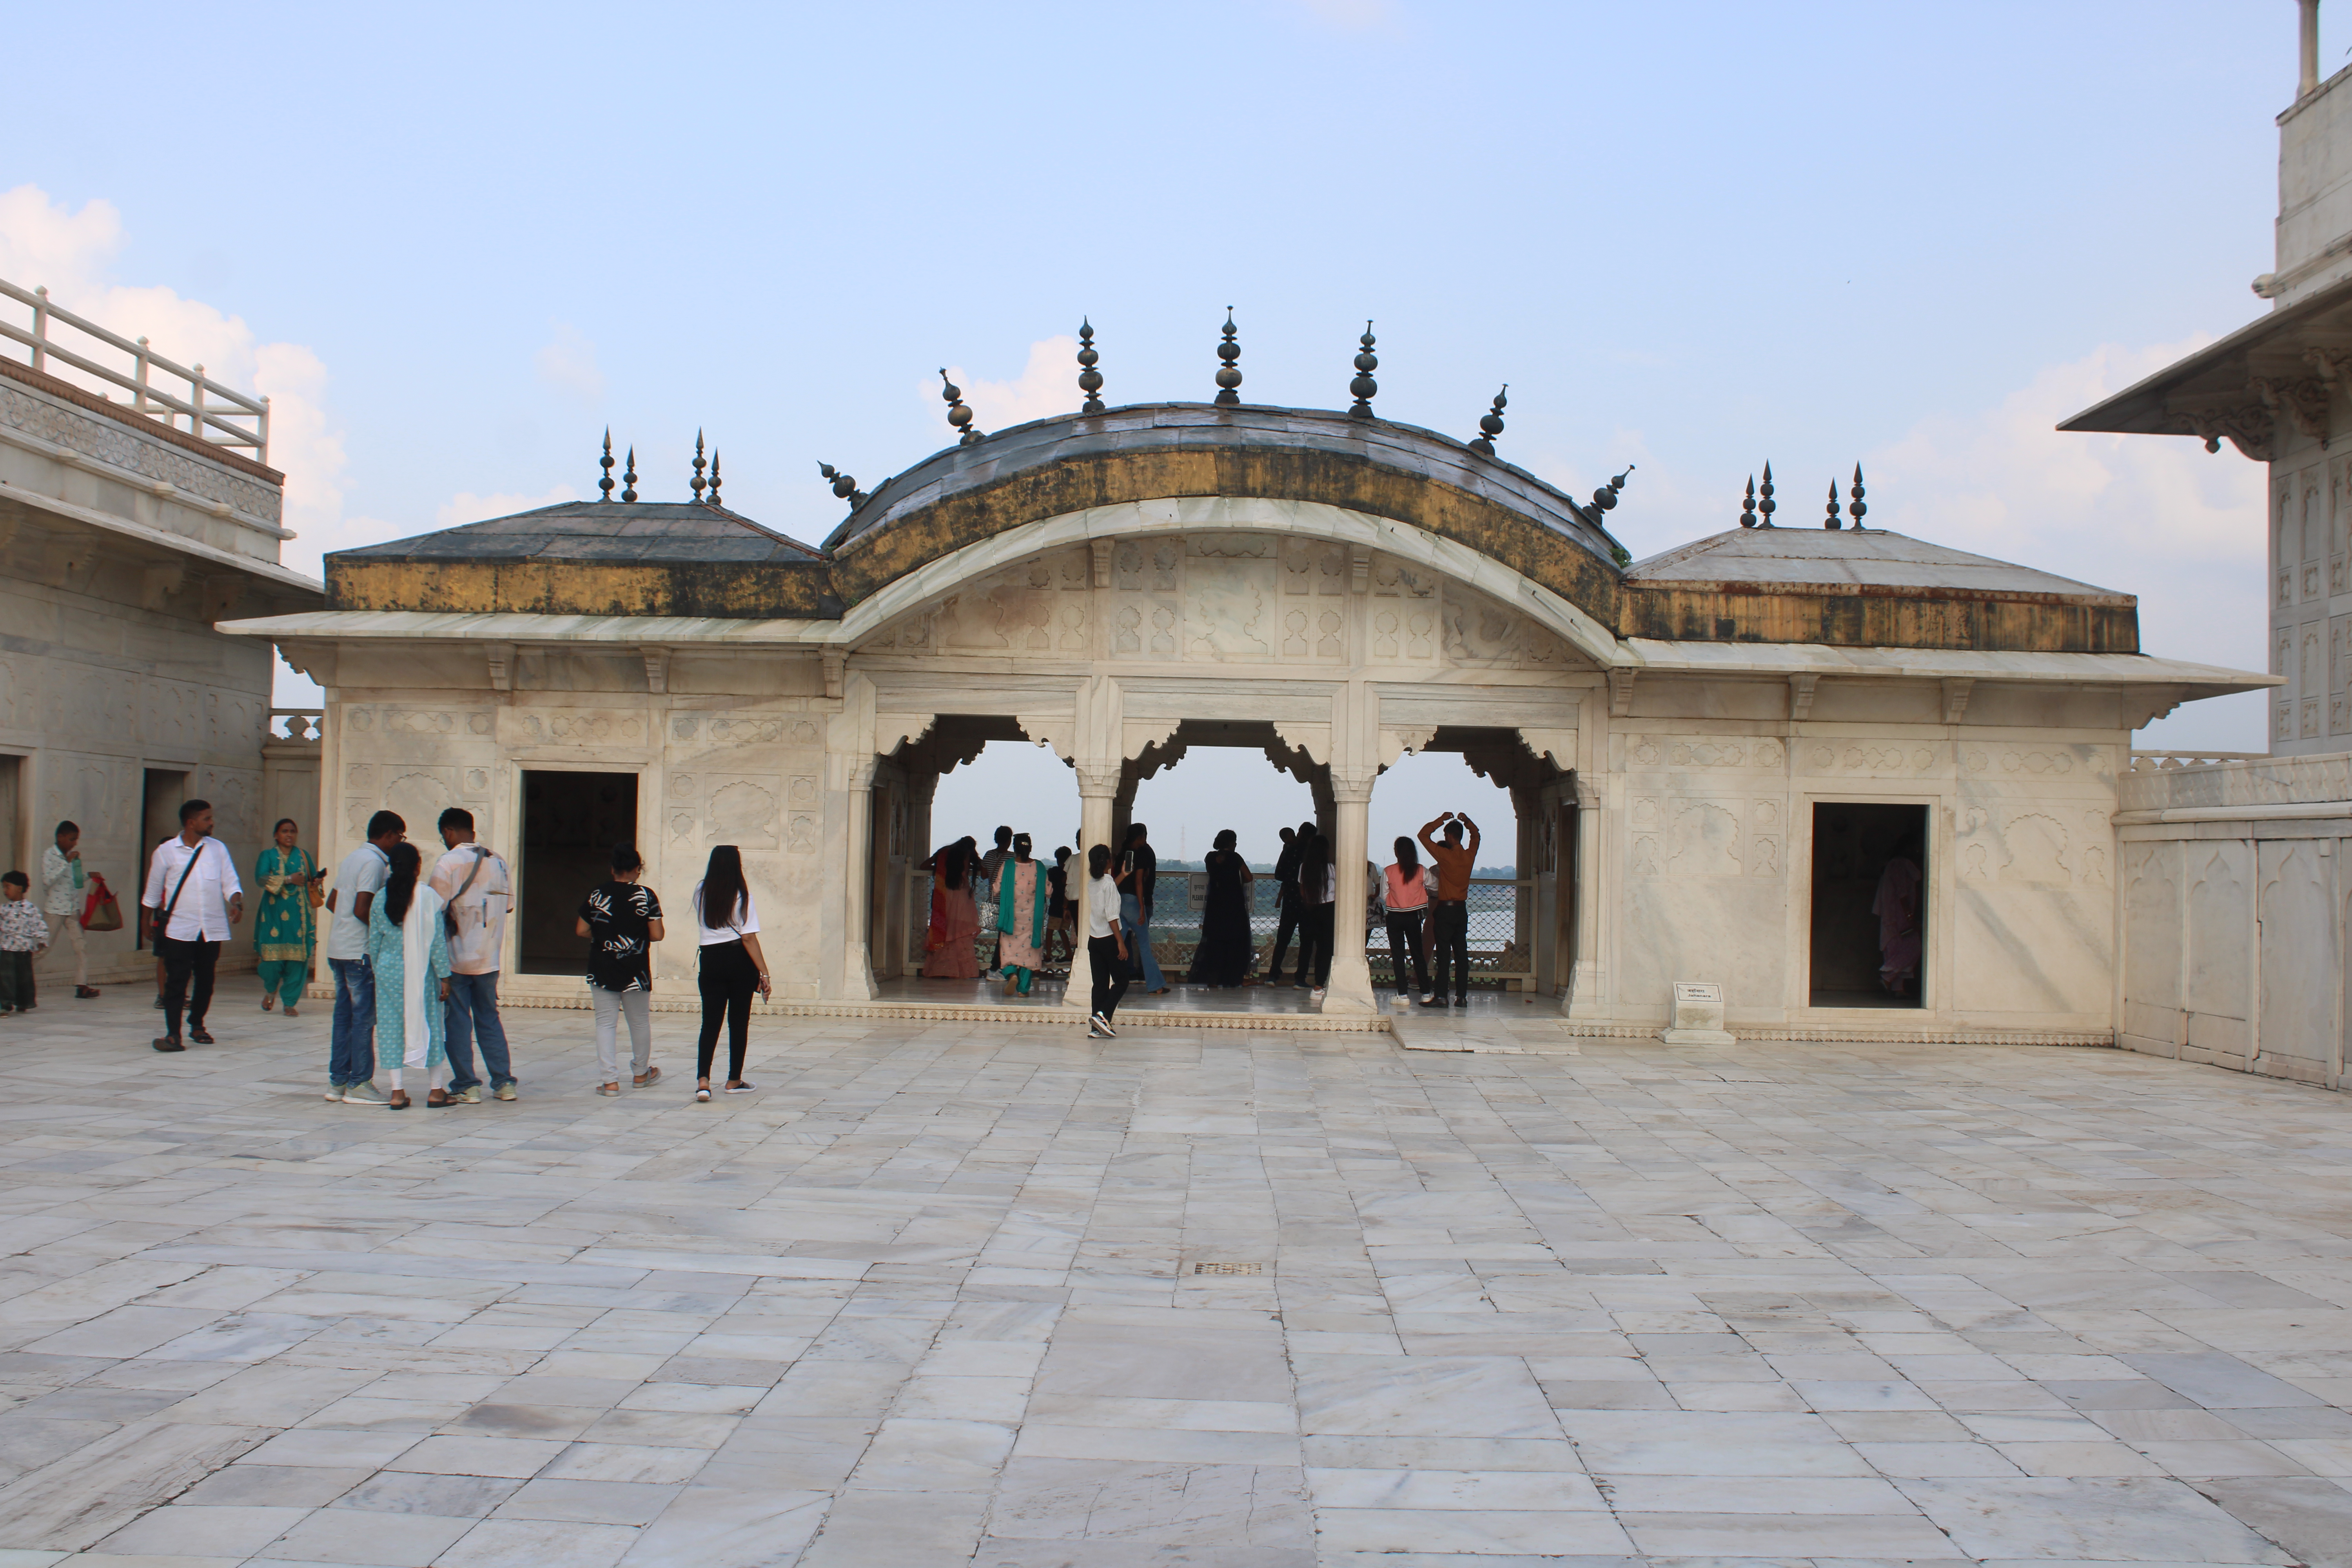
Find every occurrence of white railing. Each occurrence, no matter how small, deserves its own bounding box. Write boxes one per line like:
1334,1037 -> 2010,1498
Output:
0,278 -> 269,463
268,709 -> 323,743
2129,750 -> 2267,772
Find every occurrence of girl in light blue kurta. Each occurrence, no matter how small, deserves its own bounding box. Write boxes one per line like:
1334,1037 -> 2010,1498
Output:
367,841 -> 453,1109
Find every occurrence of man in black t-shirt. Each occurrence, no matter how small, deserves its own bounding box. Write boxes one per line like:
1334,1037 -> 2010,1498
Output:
1267,822 -> 1311,985
1118,823 -> 1164,992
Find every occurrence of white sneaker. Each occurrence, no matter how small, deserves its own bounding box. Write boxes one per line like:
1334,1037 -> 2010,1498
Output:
324,1083 -> 344,1102
340,1081 -> 388,1105
1311,987 -> 1327,1002
1089,1011 -> 1117,1038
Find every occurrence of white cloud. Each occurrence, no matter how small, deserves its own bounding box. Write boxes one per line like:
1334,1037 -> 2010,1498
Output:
436,485 -> 576,530
0,183 -> 351,580
1864,338 -> 2270,749
534,321 -> 606,403
937,336 -> 1084,436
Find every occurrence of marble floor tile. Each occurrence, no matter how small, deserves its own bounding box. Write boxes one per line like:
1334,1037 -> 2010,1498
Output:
9,990 -> 2352,1561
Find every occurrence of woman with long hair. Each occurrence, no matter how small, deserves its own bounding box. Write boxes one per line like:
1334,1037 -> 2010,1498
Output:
254,818 -> 318,1016
577,843 -> 665,1096
995,833 -> 1049,996
1187,829 -> 1256,988
366,840 -> 452,1109
1084,843 -> 1129,1038
923,836 -> 982,980
1293,829 -> 1335,998
692,845 -> 769,1103
1381,834 -> 1433,1004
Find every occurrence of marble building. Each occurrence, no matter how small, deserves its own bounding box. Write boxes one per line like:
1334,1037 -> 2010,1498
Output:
2064,0 -> 2352,1090
0,281 -> 323,988
223,397 -> 2260,1044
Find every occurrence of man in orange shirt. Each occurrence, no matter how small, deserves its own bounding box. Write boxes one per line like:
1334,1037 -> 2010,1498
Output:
1417,812 -> 1480,1006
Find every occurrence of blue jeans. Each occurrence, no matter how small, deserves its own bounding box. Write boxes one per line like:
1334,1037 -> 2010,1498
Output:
1121,892 -> 1163,991
328,957 -> 374,1086
444,971 -> 514,1091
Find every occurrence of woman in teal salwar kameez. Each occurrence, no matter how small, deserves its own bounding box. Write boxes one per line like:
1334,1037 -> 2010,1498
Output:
367,841 -> 454,1110
254,818 -> 318,1016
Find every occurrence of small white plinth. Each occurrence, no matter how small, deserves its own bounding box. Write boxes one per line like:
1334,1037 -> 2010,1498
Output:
1661,980 -> 1736,1045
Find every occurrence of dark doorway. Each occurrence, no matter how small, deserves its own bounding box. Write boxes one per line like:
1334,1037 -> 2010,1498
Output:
1809,802 -> 1927,1008
519,770 -> 637,975
136,769 -> 189,951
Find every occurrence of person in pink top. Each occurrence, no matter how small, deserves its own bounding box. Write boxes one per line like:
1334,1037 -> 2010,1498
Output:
1380,836 -> 1434,1004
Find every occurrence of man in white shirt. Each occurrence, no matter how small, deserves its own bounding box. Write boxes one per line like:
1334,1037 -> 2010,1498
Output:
430,807 -> 515,1103
139,799 -> 243,1052
38,820 -> 99,998
322,810 -> 405,1103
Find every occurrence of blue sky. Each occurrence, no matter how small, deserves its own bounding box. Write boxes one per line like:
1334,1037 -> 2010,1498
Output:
1,0 -> 2316,855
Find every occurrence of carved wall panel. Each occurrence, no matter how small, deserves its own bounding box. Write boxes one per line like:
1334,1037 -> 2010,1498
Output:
2257,840 -> 2336,1069
2184,841 -> 2253,1035
706,775 -> 781,849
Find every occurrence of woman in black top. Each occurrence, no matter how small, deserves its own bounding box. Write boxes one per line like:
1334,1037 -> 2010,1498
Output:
1187,829 -> 1256,987
1293,830 -> 1334,992
576,844 -> 664,1096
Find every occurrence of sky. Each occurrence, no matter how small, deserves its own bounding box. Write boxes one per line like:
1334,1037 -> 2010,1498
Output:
0,0 -> 2317,857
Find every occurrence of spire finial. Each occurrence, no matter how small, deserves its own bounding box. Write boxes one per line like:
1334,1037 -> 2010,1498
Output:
708,449 -> 722,508
1758,462 -> 1777,526
1847,463 -> 1867,528
1740,475 -> 1758,528
819,461 -> 868,508
1468,384 -> 1508,456
599,428 -> 615,502
1214,308 -> 1242,405
1592,465 -> 1634,515
1348,320 -> 1378,419
1825,478 -> 1842,529
1077,319 -> 1104,415
621,446 -> 638,504
690,430 -> 707,502
940,370 -> 980,444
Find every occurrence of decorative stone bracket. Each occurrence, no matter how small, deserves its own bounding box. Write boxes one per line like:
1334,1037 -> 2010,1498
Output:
487,642 -> 517,693
640,646 -> 670,695
1788,673 -> 1819,722
1607,668 -> 1636,718
1941,677 -> 1974,724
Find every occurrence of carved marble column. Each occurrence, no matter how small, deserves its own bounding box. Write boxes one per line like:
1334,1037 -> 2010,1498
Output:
1323,768 -> 1378,1014
840,755 -> 879,1001
1563,771 -> 1607,1019
1065,760 -> 1122,1014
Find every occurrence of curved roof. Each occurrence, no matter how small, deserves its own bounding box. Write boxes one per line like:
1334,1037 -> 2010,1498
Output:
822,403 -> 1628,621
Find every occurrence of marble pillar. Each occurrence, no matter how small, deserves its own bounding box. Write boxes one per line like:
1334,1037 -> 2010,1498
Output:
1324,769 -> 1377,1013
841,757 -> 879,1000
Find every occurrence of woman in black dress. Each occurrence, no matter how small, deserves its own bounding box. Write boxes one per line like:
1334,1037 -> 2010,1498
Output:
1187,829 -> 1256,987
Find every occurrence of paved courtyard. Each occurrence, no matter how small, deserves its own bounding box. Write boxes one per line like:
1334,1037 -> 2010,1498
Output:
2,979 -> 2351,1566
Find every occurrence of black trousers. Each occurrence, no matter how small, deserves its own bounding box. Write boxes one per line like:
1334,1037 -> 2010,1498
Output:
158,935 -> 219,1037
1429,900 -> 1470,1000
1384,909 -> 1429,997
1268,890 -> 1301,982
1087,934 -> 1131,1021
696,940 -> 757,1081
1295,902 -> 1334,988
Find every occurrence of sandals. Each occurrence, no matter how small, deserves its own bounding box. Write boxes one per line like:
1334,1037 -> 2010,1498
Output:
388,1091 -> 410,1110
633,1066 -> 662,1088
695,1084 -> 713,1102
261,995 -> 275,1012
724,1081 -> 755,1094
426,1089 -> 453,1108
599,1083 -> 621,1097
284,1006 -> 299,1018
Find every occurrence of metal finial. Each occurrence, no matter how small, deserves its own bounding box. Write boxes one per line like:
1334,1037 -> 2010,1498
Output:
1758,462 -> 1777,526
940,370 -> 981,444
1214,308 -> 1242,406
1468,385 -> 1508,456
819,461 -> 869,508
1077,319 -> 1104,415
1348,320 -> 1378,418
621,446 -> 638,504
1825,478 -> 1842,530
708,449 -> 722,507
1592,464 -> 1634,514
691,430 -> 707,502
599,429 -> 615,502
1847,463 -> 1867,528
1740,475 -> 1758,528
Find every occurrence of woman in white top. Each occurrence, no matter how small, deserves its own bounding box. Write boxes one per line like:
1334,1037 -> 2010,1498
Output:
691,844 -> 769,1102
1083,843 -> 1129,1039
1381,835 -> 1434,1003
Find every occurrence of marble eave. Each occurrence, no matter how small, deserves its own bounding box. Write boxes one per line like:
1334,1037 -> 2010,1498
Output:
1619,638 -> 2276,692
4,481 -> 324,601
216,609 -> 836,646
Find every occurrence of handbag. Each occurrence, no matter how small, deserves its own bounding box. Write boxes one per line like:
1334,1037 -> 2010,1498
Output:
80,873 -> 122,933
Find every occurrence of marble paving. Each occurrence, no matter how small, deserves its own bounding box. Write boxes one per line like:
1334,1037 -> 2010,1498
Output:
2,978 -> 2351,1566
